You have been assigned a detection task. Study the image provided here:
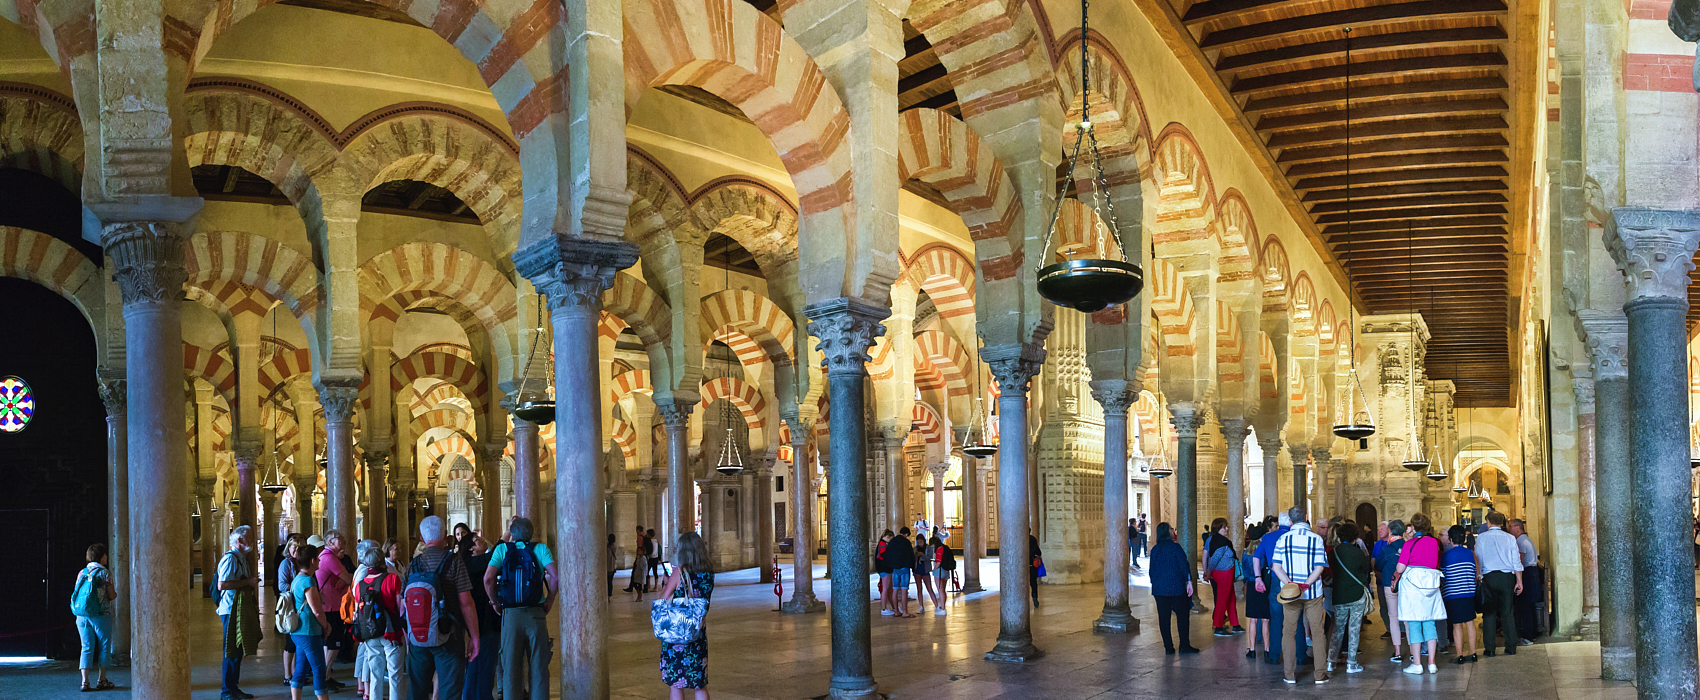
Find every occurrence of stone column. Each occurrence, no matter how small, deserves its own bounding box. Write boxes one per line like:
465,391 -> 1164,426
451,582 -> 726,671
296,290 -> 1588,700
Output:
1582,288 -> 1639,678
97,375 -> 130,664
929,464 -> 947,534
658,401 -> 695,557
756,460 -> 776,583
1259,435 -> 1281,519
514,234 -> 639,700
365,451 -> 389,542
1170,403 -> 1203,585
1574,374 -> 1600,638
1311,448 -> 1332,521
783,421 -> 824,613
885,431 -> 907,533
1221,419 -> 1249,548
1607,208 -> 1700,698
98,205 -> 198,698
480,444 -> 505,538
259,489 -> 280,610
983,343 -> 1044,663
511,411 -> 542,520
1091,383 -> 1137,634
316,382 -> 359,536
234,441 -> 260,574
803,297 -> 889,697
1287,445 -> 1311,520
961,458 -> 985,594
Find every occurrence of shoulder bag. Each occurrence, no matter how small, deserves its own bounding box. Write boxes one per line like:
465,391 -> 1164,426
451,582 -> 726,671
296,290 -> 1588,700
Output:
651,571 -> 708,644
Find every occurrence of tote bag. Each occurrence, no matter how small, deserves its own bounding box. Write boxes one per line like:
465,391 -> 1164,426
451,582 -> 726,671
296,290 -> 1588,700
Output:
651,572 -> 708,644
1397,566 -> 1446,622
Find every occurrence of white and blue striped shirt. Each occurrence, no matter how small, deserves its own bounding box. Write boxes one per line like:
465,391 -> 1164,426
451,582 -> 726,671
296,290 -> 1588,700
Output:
1272,523 -> 1328,600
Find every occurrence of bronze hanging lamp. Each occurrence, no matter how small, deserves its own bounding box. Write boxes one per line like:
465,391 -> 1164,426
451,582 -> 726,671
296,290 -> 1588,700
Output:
1332,28 -> 1376,445
714,394 -> 746,476
962,358 -> 997,457
1402,224 -> 1429,473
261,311 -> 290,495
1034,0 -> 1143,313
513,293 -> 556,424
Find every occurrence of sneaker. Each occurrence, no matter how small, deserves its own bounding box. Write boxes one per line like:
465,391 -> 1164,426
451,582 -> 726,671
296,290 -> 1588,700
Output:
1427,664 -> 1438,674
1519,638 -> 1534,646
1283,678 -> 1297,685
1214,627 -> 1232,637
1315,674 -> 1330,684
1403,664 -> 1424,675
880,609 -> 894,616
1346,663 -> 1364,674
935,609 -> 945,616
1390,654 -> 1402,663
1232,625 -> 1245,633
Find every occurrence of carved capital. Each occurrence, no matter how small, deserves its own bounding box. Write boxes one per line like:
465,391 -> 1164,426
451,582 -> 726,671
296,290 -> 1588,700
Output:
1167,401 -> 1203,437
927,463 -> 950,478
1607,207 -> 1700,301
482,443 -> 507,463
513,234 -> 640,312
983,343 -> 1045,396
1311,447 -> 1333,466
658,400 -> 695,428
1257,435 -> 1283,454
804,297 -> 890,376
1573,376 -> 1596,413
1288,444 -> 1313,465
1219,417 -> 1251,446
1579,310 -> 1629,381
315,381 -> 359,423
105,221 -> 188,307
97,376 -> 127,416
234,440 -> 262,472
1089,383 -> 1138,416
364,450 -> 391,469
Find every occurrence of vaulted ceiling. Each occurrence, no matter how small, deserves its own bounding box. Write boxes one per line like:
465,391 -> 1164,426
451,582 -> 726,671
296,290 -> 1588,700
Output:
1156,0 -> 1531,406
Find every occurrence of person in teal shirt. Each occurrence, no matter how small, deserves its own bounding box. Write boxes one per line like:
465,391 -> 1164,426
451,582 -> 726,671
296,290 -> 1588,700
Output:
290,546 -> 332,700
482,517 -> 559,700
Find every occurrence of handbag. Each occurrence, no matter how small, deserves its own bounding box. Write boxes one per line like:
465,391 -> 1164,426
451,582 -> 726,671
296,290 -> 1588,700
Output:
1033,555 -> 1046,578
650,571 -> 708,644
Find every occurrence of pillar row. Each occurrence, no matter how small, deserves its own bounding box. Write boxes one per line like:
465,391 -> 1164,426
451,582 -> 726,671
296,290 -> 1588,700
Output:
316,382 -> 359,537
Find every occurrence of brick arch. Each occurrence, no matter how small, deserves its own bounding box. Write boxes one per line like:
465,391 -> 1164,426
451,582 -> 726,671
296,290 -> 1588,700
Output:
414,380 -> 473,416
896,108 -> 1023,291
184,342 -> 236,405
391,350 -> 489,423
698,289 -> 794,364
1053,33 -> 1149,264
603,272 -> 673,354
911,402 -> 944,445
182,88 -> 338,206
1150,124 -> 1218,258
625,0 -> 884,303
0,226 -> 103,332
358,241 -> 518,337
1216,300 -> 1246,398
1259,331 -> 1279,403
1148,256 -> 1197,382
904,242 -> 977,320
423,435 -> 478,470
609,419 -> 638,464
608,369 -> 654,407
413,406 -> 477,440
690,177 -> 800,290
336,111 -> 523,247
1290,272 -> 1317,338
186,230 -> 320,318
258,348 -> 314,394
912,329 -> 970,399
699,375 -> 766,431
1052,198 -> 1111,259
1214,191 -> 1260,287
0,89 -> 83,193
1259,235 -> 1291,313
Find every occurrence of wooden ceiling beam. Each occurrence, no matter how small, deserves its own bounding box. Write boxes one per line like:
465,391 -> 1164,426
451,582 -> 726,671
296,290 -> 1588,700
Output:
1333,242 -> 1511,258
1215,26 -> 1510,72
1326,224 -> 1509,241
1295,165 -> 1509,190
1309,192 -> 1507,213
1245,76 -> 1509,114
1269,116 -> 1508,149
1183,0 -> 1306,24
1278,133 -> 1510,163
1285,150 -> 1510,177
1197,0 -> 1508,51
1322,216 -> 1507,234
1259,98 -> 1508,132
1315,203 -> 1507,222
1232,53 -> 1508,95
1303,179 -> 1507,202
899,63 -> 950,94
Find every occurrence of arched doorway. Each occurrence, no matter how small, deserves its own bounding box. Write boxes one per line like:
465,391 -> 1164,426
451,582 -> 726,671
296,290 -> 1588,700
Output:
1355,502 -> 1379,531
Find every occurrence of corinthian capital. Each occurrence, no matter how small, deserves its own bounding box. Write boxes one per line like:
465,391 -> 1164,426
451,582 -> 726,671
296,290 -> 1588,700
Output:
512,234 -> 640,312
234,441 -> 262,472
315,381 -> 360,423
803,297 -> 890,376
1607,207 -> 1700,301
657,399 -> 695,428
983,343 -> 1045,396
1088,382 -> 1138,416
104,220 -> 189,306
1167,401 -> 1203,437
1578,310 -> 1629,381
1219,416 -> 1251,444
97,375 -> 126,416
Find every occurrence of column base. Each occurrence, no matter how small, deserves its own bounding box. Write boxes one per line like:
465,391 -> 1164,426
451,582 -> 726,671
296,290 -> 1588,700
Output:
827,678 -> 882,699
1093,607 -> 1138,634
1601,646 -> 1636,681
984,636 -> 1044,663
959,581 -> 985,594
106,652 -> 130,668
782,592 -> 826,614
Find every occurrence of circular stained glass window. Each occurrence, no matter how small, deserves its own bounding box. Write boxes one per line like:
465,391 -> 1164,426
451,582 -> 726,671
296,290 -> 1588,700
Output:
0,376 -> 34,433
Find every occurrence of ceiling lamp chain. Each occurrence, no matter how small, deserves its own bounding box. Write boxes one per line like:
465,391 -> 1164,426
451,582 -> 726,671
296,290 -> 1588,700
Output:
262,308 -> 290,494
715,259 -> 745,476
514,293 -> 556,425
1033,0 -> 1144,314
963,358 -> 998,458
1403,223 -> 1430,473
1333,26 -> 1376,445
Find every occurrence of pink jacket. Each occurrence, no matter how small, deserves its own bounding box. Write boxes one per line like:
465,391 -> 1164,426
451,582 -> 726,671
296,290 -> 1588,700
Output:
316,547 -> 350,607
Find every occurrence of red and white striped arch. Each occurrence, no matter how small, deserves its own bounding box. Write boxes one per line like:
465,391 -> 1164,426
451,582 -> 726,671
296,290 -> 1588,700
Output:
913,329 -> 971,398
0,226 -> 103,331
392,350 -> 488,415
185,342 -> 236,404
699,289 -> 795,364
186,230 -> 319,318
609,369 -> 654,407
895,108 -> 1022,286
414,406 -> 477,440
903,243 -> 977,320
604,273 -> 672,351
1216,301 -> 1245,391
699,376 -> 766,431
258,348 -> 313,394
1148,257 -> 1197,361
610,419 -> 638,464
0,90 -> 83,194
358,242 -> 518,334
911,403 -> 944,445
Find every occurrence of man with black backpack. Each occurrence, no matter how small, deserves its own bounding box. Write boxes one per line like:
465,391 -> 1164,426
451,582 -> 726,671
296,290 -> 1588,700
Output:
483,516 -> 559,700
404,516 -> 481,700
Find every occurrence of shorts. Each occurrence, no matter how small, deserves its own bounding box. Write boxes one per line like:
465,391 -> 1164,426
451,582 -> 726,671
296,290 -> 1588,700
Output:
1444,596 -> 1477,625
933,568 -> 949,578
892,568 -> 911,589
1406,619 -> 1438,644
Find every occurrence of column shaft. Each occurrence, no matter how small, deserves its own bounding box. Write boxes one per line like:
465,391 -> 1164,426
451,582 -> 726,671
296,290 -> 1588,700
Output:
1172,406 -> 1202,587
784,430 -> 823,613
660,405 -> 694,560
318,385 -> 359,537
1260,437 -> 1281,519
757,465 -> 775,582
1595,371 -> 1634,679
513,418 -> 541,519
960,459 -> 984,593
1222,420 -> 1248,558
984,348 -> 1042,662
1092,386 -> 1135,634
100,378 -> 131,663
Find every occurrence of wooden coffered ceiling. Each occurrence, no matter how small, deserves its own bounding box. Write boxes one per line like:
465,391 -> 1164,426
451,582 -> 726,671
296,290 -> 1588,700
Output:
1160,0 -> 1525,406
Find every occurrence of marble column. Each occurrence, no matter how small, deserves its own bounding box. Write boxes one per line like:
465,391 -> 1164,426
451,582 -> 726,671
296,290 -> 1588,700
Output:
803,298 -> 888,697
480,444 -> 505,538
364,451 -> 389,542
983,344 -> 1045,663
1259,435 -> 1281,519
514,234 -> 638,699
1608,207 -> 1700,698
259,489 -> 280,610
234,441 -> 260,574
98,375 -> 131,664
929,464 -> 947,534
658,401 -> 695,558
316,382 -> 359,537
1287,445 -> 1311,520
960,458 -> 985,594
293,478 -> 318,536
1170,403 -> 1203,585
1091,383 -> 1137,634
1311,448 -> 1332,521
511,411 -> 542,520
1221,418 -> 1249,544
1574,374 -> 1600,638
885,431 -> 907,533
757,460 -> 776,583
783,422 -> 824,613
98,204 -> 198,698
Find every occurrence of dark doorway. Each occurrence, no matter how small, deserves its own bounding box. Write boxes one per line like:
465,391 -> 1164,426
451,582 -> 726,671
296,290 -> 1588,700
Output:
1355,502 -> 1379,531
0,509 -> 51,657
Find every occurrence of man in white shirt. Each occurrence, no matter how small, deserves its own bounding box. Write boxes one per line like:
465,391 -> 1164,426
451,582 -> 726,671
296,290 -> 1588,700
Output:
1509,519 -> 1541,646
1476,512 -> 1522,656
912,512 -> 931,541
1272,507 -> 1330,685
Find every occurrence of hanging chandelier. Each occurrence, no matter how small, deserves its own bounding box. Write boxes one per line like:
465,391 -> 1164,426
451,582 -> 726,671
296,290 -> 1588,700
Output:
1400,224 -> 1428,474
715,393 -> 745,476
1220,461 -> 1229,486
1424,445 -> 1448,481
513,292 -> 556,425
261,311 -> 290,495
962,358 -> 997,458
1466,481 -> 1482,500
1033,0 -> 1143,313
1332,28 -> 1375,445
1149,454 -> 1173,479
1452,480 -> 1468,494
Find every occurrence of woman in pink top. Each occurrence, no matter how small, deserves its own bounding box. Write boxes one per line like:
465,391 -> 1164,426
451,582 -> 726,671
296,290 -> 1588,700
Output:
1391,514 -> 1445,674
314,531 -> 353,682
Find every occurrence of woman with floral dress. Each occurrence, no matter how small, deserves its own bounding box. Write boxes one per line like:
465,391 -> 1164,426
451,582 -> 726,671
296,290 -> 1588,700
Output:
658,531 -> 715,699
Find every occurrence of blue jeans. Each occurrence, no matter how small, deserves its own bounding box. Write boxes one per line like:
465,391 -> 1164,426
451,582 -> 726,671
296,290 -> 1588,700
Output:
1265,577 -> 1309,660
462,630 -> 498,700
891,568 -> 911,589
409,641 -> 466,700
220,614 -> 243,694
76,615 -> 111,670
291,634 -> 330,694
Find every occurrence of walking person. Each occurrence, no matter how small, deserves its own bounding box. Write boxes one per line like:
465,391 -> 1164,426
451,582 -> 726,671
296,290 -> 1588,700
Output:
289,546 -> 332,700
1205,518 -> 1241,636
1392,513 -> 1446,674
1271,507 -> 1330,685
1148,522 -> 1199,655
72,543 -> 117,692
461,537 -> 501,700
1376,520 -> 1407,661
885,528 -> 917,618
646,529 -> 664,590
1441,525 -> 1480,664
405,516 -> 483,700
911,532 -> 930,612
1241,531 -> 1272,661
276,538 -> 302,685
1475,511 -> 1522,656
626,527 -> 648,594
1509,519 -> 1540,645
1326,523 -> 1371,675
658,531 -> 715,699
354,543 -> 406,700
217,525 -> 257,700
485,517 -> 559,700
608,534 -> 622,598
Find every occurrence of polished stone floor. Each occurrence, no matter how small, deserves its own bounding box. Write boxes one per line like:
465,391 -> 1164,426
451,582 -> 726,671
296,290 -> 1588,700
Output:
0,557 -> 1637,699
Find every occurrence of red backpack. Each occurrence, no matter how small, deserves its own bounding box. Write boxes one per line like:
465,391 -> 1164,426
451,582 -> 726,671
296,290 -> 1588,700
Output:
403,554 -> 458,647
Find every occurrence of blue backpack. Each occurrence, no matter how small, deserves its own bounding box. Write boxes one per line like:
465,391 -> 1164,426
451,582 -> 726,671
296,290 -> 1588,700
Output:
71,566 -> 105,617
497,544 -> 547,608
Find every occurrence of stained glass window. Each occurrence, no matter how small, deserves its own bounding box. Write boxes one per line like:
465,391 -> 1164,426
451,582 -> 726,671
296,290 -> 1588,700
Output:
0,376 -> 34,433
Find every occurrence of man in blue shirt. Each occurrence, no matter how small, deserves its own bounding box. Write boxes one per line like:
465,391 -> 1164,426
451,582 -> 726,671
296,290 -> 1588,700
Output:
1376,520 -> 1407,657
1253,510 -> 1307,665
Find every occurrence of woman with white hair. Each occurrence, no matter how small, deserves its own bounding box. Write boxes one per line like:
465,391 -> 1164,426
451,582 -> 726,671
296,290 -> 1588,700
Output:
355,541 -> 405,699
